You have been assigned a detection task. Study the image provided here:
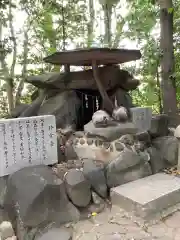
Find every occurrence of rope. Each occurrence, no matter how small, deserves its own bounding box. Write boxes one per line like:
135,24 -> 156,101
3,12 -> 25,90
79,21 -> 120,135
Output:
75,89 -> 101,98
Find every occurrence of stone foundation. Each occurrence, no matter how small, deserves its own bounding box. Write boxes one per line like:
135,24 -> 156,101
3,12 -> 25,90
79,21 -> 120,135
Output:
1,70 -> 179,239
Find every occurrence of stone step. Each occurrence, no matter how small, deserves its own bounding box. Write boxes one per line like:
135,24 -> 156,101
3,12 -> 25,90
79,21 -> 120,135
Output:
111,173 -> 180,220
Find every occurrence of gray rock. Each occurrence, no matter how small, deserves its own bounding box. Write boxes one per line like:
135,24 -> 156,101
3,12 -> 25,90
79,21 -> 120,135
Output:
4,165 -> 80,228
107,162 -> 152,188
27,72 -> 62,89
79,138 -> 86,145
136,131 -> 151,144
107,148 -> 142,174
73,131 -> 85,138
0,176 -> 8,208
73,137 -> 117,164
57,127 -> 74,140
114,141 -> 124,151
152,136 -> 178,165
84,121 -> 137,141
64,169 -> 91,207
89,191 -> 106,214
0,221 -> 15,240
106,148 -> 149,188
54,160 -> 83,180
136,148 -> 150,163
119,134 -> 135,146
35,227 -> 72,240
113,88 -> 134,109
57,138 -> 66,163
20,91 -> 46,117
147,147 -> 167,174
133,141 -> 147,153
11,104 -> 29,118
174,125 -> 180,138
14,216 -> 26,240
27,66 -> 138,91
118,75 -> 140,91
168,127 -> 175,136
91,191 -> 104,205
64,140 -> 78,160
4,235 -> 16,239
83,160 -> 107,198
38,91 -> 80,129
20,223 -> 72,240
0,209 -> 8,223
149,114 -> 169,137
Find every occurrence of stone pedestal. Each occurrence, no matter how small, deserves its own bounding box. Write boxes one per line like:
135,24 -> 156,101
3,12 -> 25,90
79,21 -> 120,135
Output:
130,107 -> 152,133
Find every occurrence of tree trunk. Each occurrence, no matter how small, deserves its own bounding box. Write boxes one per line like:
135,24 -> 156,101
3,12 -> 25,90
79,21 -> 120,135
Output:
87,0 -> 95,47
103,3 -> 112,47
0,17 -> 3,71
99,0 -> 119,47
2,61 -> 14,114
159,0 -> 178,125
156,66 -> 163,114
1,1 -> 17,115
0,43 -> 14,115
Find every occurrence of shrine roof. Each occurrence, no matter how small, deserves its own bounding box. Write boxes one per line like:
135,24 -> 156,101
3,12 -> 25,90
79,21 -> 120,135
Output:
43,48 -> 141,66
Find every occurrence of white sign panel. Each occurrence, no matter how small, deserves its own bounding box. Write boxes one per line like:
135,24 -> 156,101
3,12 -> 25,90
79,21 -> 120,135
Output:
130,107 -> 152,133
0,115 -> 57,176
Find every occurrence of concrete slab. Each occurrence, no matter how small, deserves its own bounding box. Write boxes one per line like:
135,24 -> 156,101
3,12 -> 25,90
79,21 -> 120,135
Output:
111,173 -> 180,220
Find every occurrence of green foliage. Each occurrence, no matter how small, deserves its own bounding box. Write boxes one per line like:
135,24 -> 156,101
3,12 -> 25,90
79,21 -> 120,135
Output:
121,0 -> 161,112
124,0 -> 157,41
168,8 -> 173,14
1,0 -> 179,117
